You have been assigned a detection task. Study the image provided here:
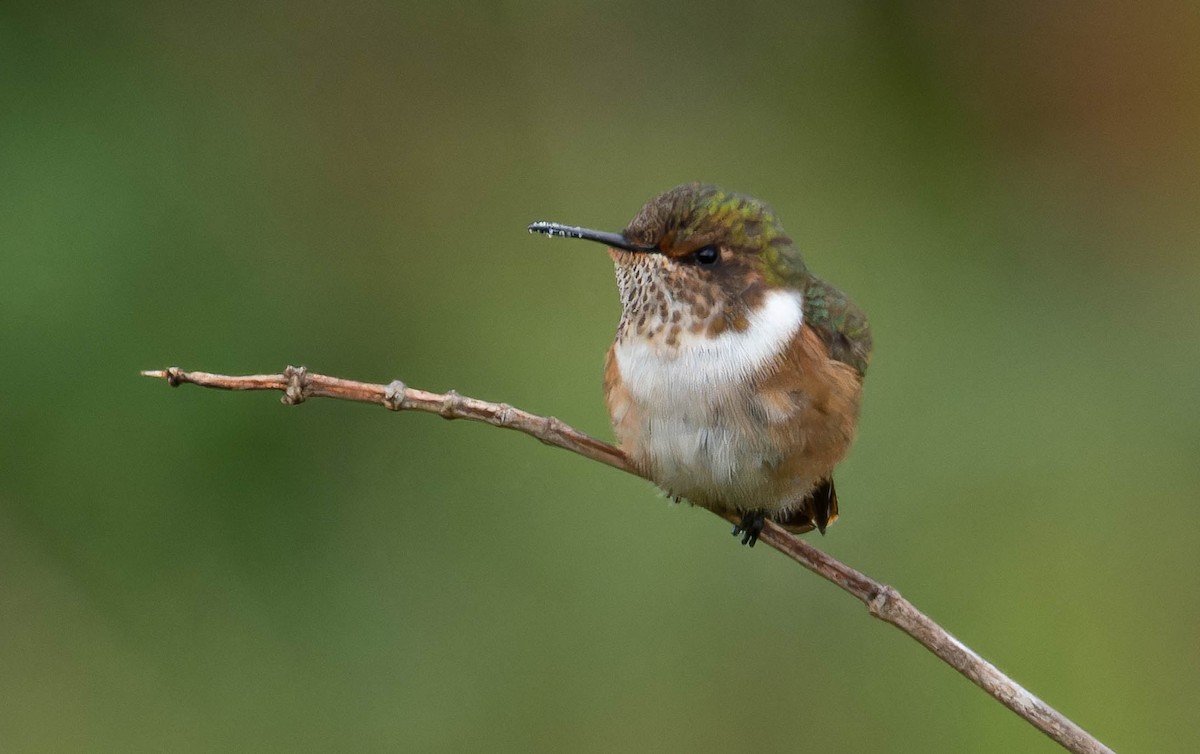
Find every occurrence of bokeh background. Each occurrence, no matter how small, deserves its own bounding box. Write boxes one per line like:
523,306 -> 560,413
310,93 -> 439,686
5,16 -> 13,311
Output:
3,2 -> 1198,752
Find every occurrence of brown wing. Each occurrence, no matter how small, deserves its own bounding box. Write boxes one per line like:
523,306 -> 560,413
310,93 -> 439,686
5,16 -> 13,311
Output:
757,323 -> 863,532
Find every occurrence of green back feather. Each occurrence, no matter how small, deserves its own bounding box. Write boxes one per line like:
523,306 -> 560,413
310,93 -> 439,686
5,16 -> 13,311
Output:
802,275 -> 872,376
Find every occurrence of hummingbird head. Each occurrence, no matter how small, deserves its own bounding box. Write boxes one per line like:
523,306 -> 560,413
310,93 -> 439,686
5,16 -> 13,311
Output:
530,183 -> 810,341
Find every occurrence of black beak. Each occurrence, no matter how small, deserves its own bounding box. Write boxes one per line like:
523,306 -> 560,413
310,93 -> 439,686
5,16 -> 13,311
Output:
527,221 -> 657,253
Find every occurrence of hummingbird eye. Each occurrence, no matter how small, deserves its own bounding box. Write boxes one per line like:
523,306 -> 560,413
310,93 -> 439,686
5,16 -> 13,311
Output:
693,245 -> 720,266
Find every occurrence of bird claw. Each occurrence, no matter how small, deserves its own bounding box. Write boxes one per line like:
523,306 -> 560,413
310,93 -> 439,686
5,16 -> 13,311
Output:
731,510 -> 767,547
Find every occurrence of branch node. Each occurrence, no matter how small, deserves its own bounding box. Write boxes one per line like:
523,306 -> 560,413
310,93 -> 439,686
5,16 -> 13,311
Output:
165,366 -> 183,387
383,380 -> 408,411
282,365 -> 309,406
495,403 -> 515,425
542,415 -> 565,439
868,585 -> 902,618
439,389 -> 463,418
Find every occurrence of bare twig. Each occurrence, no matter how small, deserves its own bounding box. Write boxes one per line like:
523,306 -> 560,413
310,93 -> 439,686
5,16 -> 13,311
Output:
142,365 -> 1115,754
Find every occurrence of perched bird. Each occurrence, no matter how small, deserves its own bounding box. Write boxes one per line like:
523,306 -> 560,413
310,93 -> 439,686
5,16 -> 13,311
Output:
530,183 -> 871,546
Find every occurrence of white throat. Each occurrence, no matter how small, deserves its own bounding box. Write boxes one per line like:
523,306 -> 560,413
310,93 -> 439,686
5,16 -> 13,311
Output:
613,288 -> 803,401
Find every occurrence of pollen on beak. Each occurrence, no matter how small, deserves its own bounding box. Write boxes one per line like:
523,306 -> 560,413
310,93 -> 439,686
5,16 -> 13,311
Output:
528,221 -> 657,253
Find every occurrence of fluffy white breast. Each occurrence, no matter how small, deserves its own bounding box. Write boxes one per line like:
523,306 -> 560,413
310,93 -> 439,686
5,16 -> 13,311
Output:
611,288 -> 805,505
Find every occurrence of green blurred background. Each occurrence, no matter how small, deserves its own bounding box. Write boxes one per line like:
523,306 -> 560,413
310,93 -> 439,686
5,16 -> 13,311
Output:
3,2 -> 1198,751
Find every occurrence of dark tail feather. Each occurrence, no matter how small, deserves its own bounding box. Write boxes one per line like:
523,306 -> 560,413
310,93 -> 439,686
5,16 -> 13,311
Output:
811,477 -> 839,534
773,478 -> 840,535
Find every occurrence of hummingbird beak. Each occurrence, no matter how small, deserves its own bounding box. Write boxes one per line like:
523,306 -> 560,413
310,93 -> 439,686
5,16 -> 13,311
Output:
527,221 -> 657,253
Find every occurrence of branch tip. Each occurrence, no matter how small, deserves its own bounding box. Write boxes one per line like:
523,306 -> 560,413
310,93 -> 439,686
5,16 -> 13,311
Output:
141,367 -> 186,386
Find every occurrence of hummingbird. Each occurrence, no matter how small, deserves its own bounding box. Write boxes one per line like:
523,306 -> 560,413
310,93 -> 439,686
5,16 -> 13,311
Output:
529,183 -> 871,546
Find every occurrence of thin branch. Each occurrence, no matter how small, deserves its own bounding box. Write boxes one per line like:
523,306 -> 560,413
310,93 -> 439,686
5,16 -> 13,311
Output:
142,365 -> 1116,754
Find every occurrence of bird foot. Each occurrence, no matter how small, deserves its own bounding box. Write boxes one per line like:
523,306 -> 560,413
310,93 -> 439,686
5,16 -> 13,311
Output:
731,510 -> 767,547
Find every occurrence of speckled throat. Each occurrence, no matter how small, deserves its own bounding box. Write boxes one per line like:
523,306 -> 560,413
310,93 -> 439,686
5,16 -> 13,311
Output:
611,249 -> 765,348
